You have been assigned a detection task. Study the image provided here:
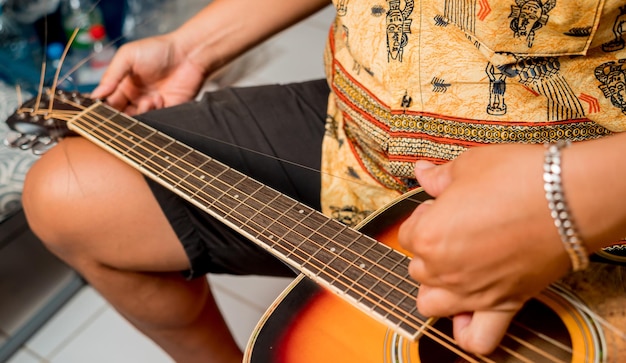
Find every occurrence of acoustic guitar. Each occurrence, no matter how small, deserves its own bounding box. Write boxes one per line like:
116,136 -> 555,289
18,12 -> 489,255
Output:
5,89 -> 626,362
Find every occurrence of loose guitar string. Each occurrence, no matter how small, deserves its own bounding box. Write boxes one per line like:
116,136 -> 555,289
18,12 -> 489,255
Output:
37,99 -> 573,363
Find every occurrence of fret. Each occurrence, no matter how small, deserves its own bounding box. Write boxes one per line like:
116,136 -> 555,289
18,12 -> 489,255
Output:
194,163 -> 230,205
283,228 -> 323,269
288,212 -> 321,268
179,160 -> 211,200
251,186 -> 280,206
246,200 -> 283,241
215,168 -> 247,189
125,120 -> 156,136
263,220 -> 292,257
232,177 -> 263,196
86,105 -> 122,131
255,194 -> 295,256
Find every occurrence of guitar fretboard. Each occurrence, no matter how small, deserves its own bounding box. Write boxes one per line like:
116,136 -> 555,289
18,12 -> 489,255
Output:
68,102 -> 428,339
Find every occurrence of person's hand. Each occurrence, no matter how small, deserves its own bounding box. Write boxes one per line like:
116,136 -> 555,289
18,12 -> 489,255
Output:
398,144 -> 573,355
91,34 -> 208,115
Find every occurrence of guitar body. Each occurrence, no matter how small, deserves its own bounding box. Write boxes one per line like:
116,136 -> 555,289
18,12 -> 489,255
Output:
245,190 -> 626,363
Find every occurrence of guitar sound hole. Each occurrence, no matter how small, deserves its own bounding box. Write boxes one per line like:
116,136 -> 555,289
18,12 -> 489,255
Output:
418,299 -> 572,362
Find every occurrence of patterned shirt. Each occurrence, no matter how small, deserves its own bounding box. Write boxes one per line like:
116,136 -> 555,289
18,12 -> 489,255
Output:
320,0 -> 626,226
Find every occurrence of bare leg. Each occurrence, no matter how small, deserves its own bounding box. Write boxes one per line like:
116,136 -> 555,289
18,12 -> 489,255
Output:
22,137 -> 242,363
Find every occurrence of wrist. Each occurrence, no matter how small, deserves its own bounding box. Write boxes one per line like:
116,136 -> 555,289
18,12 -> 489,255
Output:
543,140 -> 589,271
555,133 -> 626,255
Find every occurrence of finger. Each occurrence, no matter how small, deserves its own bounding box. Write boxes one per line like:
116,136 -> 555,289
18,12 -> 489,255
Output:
125,104 -> 138,116
103,92 -> 131,112
91,46 -> 133,97
136,97 -> 157,115
414,160 -> 453,197
453,309 -> 518,356
90,82 -> 116,100
398,198 -> 434,251
416,285 -> 462,317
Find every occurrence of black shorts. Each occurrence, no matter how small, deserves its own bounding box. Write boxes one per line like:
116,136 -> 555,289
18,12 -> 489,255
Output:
136,79 -> 330,278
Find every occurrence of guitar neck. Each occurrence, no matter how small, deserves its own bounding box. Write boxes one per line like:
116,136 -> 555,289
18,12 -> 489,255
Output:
68,102 -> 428,339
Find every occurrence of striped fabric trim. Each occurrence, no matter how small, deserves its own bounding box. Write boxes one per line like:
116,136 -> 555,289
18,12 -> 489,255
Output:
330,61 -> 613,192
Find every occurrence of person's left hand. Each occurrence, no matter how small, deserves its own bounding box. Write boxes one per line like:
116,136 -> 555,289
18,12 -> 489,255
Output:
398,143 -> 573,355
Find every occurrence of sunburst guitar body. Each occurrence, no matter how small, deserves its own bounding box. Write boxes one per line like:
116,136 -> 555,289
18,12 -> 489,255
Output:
245,191 -> 626,363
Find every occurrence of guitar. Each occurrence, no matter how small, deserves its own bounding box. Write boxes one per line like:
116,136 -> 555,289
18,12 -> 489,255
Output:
5,89 -> 626,362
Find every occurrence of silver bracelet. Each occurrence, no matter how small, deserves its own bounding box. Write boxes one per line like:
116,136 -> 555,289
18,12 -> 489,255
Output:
543,140 -> 589,272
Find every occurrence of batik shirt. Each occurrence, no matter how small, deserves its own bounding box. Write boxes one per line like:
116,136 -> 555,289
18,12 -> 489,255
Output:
320,0 -> 626,226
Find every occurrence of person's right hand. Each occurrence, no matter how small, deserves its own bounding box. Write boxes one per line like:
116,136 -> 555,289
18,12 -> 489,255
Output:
90,33 -> 208,115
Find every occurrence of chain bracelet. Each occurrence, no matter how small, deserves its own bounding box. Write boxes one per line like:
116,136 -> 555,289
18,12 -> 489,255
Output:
543,140 -> 589,272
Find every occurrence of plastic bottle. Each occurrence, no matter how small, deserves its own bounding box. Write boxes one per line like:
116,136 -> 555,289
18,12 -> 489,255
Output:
80,23 -> 115,85
60,0 -> 114,90
60,0 -> 105,51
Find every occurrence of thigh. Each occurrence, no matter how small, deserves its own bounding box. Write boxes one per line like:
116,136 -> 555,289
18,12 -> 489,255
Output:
137,80 -> 330,277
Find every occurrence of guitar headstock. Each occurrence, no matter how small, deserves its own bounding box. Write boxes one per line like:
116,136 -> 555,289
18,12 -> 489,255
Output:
4,89 -> 96,154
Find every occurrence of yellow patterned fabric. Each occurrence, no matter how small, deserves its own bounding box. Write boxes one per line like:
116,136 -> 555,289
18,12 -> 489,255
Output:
320,0 -> 626,224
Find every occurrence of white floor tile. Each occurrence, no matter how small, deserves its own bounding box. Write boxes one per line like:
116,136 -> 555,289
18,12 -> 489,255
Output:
48,307 -> 172,363
25,286 -> 106,358
210,275 -> 294,312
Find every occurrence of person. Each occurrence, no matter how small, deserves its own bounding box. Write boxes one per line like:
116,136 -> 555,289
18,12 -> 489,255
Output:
20,0 -> 626,361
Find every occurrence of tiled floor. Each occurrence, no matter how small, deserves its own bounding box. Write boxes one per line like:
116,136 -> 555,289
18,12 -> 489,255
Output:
4,4 -> 335,363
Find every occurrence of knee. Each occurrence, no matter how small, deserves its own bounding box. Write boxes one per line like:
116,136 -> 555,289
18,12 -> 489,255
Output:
22,138 -> 91,253
21,137 -> 136,255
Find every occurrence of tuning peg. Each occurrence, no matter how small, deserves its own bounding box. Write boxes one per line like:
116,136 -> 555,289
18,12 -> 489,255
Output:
4,132 -> 39,150
3,131 -> 26,148
32,137 -> 58,155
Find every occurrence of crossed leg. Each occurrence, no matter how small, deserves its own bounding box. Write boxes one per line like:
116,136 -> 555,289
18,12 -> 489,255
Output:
22,137 -> 242,363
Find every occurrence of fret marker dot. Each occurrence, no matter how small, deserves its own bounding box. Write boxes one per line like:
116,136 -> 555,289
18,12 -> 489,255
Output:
199,175 -> 205,179
360,263 -> 366,269
234,194 -> 239,199
268,235 -> 274,240
330,247 -> 336,252
298,209 -> 304,214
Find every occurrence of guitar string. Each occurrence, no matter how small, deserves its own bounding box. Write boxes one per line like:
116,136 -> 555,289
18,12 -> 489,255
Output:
22,89 -> 584,363
18,90 -> 584,363
29,96 -> 568,363
50,99 -> 572,363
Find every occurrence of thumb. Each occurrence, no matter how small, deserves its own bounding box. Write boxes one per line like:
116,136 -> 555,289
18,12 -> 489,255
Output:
414,160 -> 453,197
453,309 -> 518,356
